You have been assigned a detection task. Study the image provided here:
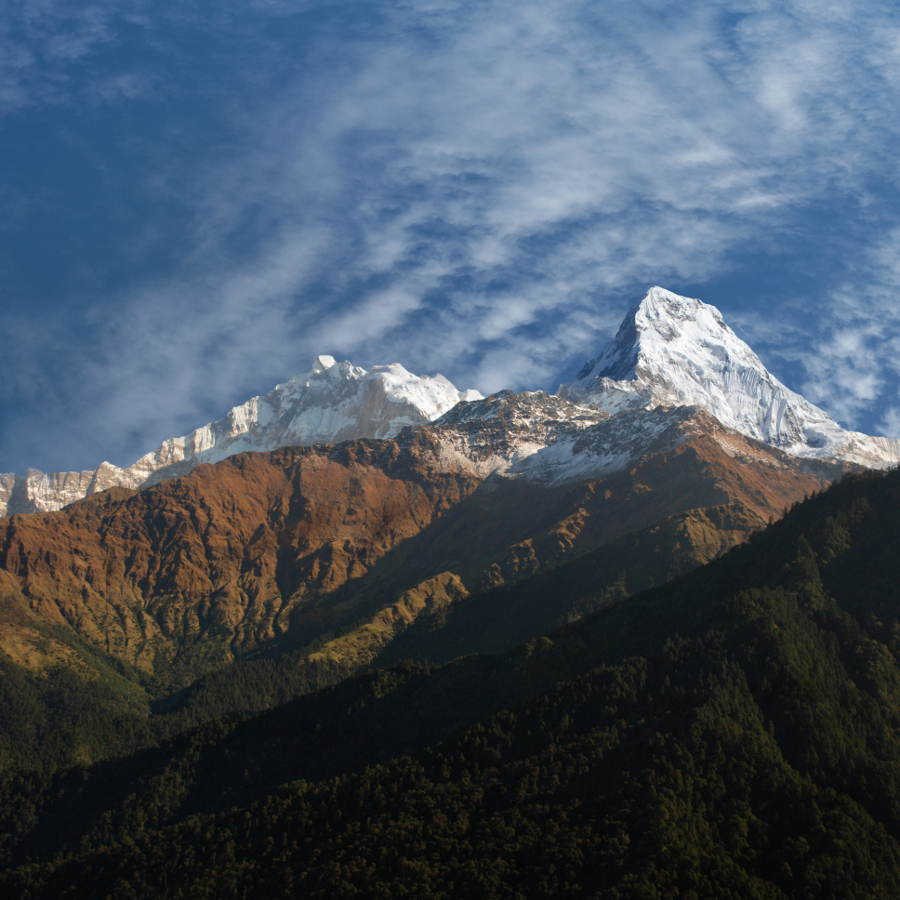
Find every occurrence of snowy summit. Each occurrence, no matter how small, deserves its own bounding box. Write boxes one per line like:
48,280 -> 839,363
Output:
0,357 -> 482,516
558,286 -> 900,468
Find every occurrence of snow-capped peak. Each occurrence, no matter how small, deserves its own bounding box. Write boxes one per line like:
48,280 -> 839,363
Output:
0,358 -> 482,516
573,287 -> 733,384
558,286 -> 900,468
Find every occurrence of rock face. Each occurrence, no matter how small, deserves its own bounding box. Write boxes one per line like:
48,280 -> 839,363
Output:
558,286 -> 900,468
0,356 -> 482,516
0,390 -> 832,685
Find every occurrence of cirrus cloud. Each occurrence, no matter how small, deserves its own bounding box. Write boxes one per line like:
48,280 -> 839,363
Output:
4,0 -> 900,471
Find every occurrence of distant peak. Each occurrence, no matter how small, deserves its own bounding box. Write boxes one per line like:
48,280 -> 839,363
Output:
2,352 -> 483,516
634,286 -> 724,327
644,285 -> 686,305
556,285 -> 900,467
645,285 -> 693,303
565,286 -> 748,390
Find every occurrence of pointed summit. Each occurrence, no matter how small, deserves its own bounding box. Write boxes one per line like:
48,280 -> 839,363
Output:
570,286 -> 733,385
559,287 -> 900,468
311,354 -> 337,372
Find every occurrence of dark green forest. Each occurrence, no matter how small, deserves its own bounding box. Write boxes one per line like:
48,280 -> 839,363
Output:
5,469 -> 900,896
0,502 -> 750,773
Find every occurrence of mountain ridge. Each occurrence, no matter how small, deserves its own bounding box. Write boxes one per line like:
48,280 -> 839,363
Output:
3,285 -> 897,517
0,392 -> 830,689
0,356 -> 482,516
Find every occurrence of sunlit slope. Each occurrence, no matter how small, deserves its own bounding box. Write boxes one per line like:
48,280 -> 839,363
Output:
5,469 -> 900,896
0,403 -> 825,691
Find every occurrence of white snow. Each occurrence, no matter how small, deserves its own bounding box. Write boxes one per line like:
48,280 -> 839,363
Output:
0,358 -> 483,515
558,286 -> 900,469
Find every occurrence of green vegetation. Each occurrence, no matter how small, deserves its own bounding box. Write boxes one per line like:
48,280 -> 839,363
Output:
378,503 -> 763,667
0,503 -> 755,773
4,470 -> 900,895
0,644 -> 359,772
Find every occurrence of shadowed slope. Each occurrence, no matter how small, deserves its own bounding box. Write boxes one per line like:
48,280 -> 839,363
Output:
6,471 -> 900,897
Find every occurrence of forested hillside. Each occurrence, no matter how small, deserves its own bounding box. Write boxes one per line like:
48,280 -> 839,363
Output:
3,469 -> 900,896
0,499 -> 767,772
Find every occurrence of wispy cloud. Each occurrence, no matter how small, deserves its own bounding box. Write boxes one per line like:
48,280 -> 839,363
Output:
0,1 -> 126,114
732,226 -> 900,434
4,0 -> 900,470
803,232 -> 900,433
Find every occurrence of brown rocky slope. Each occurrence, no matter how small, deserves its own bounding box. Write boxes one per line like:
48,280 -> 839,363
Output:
0,395 -> 837,690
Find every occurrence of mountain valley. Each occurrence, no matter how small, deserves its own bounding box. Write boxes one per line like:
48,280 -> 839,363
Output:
5,461 -> 900,898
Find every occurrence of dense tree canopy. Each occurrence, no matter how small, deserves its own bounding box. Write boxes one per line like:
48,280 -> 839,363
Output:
4,470 -> 900,896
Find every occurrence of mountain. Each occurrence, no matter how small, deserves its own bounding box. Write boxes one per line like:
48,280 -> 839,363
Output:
6,468 -> 900,898
0,390 -> 830,695
6,286 -> 900,896
0,282 -> 882,765
3,284 -> 897,521
559,286 -> 900,467
0,356 -> 482,516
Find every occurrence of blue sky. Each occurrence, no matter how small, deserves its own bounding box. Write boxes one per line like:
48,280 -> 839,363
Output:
4,0 -> 900,474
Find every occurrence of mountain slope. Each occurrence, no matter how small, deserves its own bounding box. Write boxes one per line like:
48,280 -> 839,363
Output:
0,356 -> 482,516
4,284 -> 895,520
5,469 -> 900,897
559,286 -> 900,467
0,392 -> 830,691
374,502 -> 768,669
